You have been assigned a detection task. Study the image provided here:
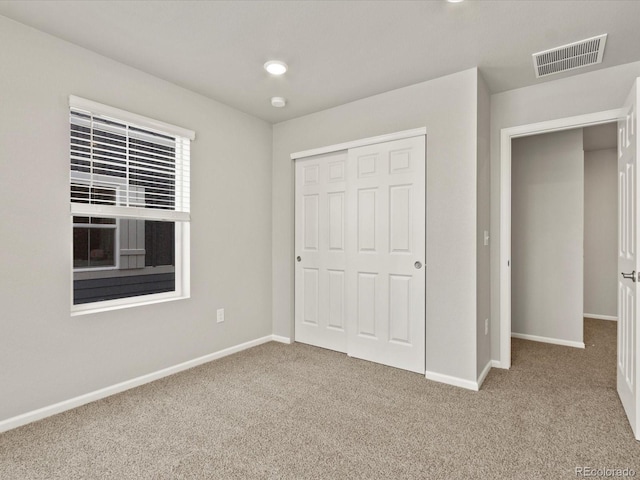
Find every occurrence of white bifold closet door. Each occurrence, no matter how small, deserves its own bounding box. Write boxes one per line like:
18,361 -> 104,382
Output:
295,135 -> 425,374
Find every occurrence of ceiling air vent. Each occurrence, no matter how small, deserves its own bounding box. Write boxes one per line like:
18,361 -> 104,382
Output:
532,34 -> 607,78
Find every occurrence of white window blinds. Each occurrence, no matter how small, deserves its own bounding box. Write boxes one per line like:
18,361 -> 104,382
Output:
69,96 -> 194,222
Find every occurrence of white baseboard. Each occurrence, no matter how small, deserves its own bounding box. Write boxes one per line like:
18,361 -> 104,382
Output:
584,313 -> 617,321
477,361 -> 492,389
425,370 -> 479,391
491,359 -> 507,369
511,332 -> 585,349
0,334 -> 286,434
271,335 -> 293,344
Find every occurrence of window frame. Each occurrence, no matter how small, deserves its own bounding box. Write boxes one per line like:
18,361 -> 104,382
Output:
69,96 -> 193,315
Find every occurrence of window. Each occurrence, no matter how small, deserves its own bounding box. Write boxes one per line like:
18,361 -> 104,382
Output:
69,96 -> 194,313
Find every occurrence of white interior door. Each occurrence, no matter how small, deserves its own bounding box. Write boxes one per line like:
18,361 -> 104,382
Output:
618,78 -> 640,439
295,151 -> 348,353
346,136 -> 426,373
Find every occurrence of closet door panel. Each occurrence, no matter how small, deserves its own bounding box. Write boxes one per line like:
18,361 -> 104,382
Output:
346,136 -> 426,374
295,151 -> 348,353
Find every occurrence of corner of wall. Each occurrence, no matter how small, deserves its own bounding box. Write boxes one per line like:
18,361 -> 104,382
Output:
476,70 -> 492,377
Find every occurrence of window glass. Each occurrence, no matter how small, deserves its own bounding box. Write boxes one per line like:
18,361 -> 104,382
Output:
73,226 -> 116,269
73,219 -> 176,305
145,221 -> 175,267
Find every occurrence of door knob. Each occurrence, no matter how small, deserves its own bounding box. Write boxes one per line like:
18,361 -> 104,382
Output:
414,261 -> 423,269
621,271 -> 636,282
296,256 -> 302,262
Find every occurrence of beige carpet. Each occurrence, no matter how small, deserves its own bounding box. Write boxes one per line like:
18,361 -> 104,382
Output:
1,318 -> 639,479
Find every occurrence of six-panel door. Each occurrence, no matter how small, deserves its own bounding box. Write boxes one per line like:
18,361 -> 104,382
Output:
295,151 -> 348,353
346,136 -> 426,373
294,135 -> 426,374
617,79 -> 639,438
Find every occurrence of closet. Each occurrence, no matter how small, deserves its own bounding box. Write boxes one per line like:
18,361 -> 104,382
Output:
294,132 -> 426,373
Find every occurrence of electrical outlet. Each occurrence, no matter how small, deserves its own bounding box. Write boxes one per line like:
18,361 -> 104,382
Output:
484,230 -> 490,246
217,308 -> 225,323
485,318 -> 489,335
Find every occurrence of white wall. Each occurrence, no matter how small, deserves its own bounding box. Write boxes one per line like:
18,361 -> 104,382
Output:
490,62 -> 640,361
511,130 -> 584,344
584,148 -> 618,317
0,17 -> 273,421
273,68 -> 481,383
477,73 -> 491,376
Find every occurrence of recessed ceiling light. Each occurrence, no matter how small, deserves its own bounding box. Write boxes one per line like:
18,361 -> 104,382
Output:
271,97 -> 287,108
264,61 -> 288,75
446,0 -> 464,3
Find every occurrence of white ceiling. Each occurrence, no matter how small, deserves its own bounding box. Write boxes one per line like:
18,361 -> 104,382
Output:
1,0 -> 640,124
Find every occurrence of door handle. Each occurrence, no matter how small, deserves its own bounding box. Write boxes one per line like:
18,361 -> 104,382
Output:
414,261 -> 423,269
621,271 -> 636,282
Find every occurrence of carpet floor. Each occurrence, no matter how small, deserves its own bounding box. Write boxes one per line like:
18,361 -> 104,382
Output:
1,318 -> 639,479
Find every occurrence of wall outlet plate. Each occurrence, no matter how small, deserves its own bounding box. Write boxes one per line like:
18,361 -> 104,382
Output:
217,308 -> 225,323
485,318 -> 489,335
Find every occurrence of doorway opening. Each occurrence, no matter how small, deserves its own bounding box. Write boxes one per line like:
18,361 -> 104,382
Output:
498,109 -> 623,369
509,123 -> 617,351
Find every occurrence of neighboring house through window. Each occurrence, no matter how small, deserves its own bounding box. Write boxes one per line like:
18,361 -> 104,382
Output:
72,185 -> 118,269
69,96 -> 194,313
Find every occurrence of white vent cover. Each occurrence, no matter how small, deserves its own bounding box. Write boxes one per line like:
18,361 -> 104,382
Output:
532,34 -> 607,78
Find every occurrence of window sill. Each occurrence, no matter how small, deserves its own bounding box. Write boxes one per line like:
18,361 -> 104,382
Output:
71,292 -> 189,316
